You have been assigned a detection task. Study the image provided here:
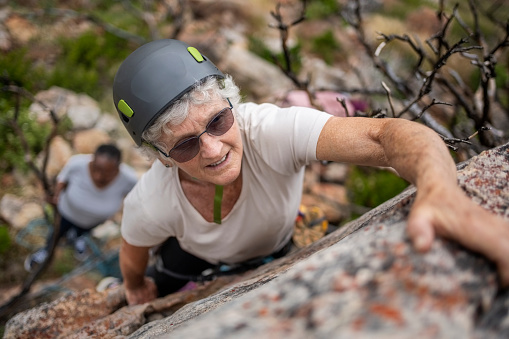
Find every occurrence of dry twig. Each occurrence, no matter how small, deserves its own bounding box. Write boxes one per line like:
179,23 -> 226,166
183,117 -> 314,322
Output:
0,82 -> 62,320
340,0 -> 508,151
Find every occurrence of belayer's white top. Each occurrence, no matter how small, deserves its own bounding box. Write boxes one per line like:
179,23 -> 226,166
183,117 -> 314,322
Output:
57,154 -> 138,228
121,102 -> 332,264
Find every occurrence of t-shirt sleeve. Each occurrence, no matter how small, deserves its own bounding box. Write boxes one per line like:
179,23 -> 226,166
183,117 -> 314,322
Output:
240,103 -> 332,174
121,185 -> 165,247
120,165 -> 177,247
119,164 -> 139,195
56,154 -> 88,183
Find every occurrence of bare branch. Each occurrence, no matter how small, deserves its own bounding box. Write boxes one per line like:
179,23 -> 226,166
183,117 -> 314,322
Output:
426,4 -> 458,55
341,1 -> 412,95
269,1 -> 308,89
0,81 -> 62,307
336,97 -> 351,117
381,81 -> 395,118
421,39 -> 481,98
488,21 -> 509,56
440,126 -> 491,151
478,0 -> 508,29
377,32 -> 425,70
411,99 -> 453,121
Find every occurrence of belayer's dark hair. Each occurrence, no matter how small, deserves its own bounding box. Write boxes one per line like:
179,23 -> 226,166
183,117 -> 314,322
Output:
95,144 -> 121,163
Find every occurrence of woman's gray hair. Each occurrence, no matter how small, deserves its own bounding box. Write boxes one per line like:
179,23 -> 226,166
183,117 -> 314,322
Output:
139,74 -> 241,164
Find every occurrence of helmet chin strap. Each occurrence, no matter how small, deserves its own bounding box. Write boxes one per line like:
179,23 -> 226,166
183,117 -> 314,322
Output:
213,185 -> 223,224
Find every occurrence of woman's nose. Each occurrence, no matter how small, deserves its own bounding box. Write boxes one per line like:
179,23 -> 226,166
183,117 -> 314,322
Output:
199,133 -> 223,158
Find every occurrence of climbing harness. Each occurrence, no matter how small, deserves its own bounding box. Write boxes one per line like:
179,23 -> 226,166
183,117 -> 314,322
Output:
155,238 -> 293,282
155,205 -> 329,282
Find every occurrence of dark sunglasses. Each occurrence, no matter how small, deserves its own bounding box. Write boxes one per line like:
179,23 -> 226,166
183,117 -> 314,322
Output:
152,99 -> 234,163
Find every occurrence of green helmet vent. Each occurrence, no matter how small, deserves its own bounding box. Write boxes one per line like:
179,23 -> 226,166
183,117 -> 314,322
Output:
187,47 -> 204,62
118,99 -> 134,118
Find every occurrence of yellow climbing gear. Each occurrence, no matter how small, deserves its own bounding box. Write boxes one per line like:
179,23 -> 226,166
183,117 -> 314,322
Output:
292,205 -> 329,248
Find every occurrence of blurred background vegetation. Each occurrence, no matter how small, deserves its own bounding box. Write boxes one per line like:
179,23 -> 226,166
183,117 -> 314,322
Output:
2,0 -> 508,172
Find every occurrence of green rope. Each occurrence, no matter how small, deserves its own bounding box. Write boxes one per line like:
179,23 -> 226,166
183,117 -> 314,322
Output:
213,185 -> 223,224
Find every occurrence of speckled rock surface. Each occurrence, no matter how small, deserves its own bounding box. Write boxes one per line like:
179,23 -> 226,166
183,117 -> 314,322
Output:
129,144 -> 509,339
4,144 -> 509,338
3,288 -> 126,339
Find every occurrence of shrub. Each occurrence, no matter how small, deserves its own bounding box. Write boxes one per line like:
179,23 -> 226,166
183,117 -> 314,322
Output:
346,165 -> 409,209
248,36 -> 303,74
0,225 -> 11,254
311,30 -> 340,65
306,0 -> 339,19
0,101 -> 51,175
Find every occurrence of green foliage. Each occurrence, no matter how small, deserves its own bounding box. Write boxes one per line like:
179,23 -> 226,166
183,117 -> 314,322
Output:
494,63 -> 509,108
306,0 -> 339,19
1,30 -> 133,101
95,1 -> 153,38
0,47 -> 46,92
248,36 -> 272,61
383,1 -> 435,19
311,30 -> 340,65
93,0 -> 119,11
0,28 -> 131,177
49,247 -> 76,276
346,166 -> 409,209
0,47 -> 29,85
0,225 -> 11,254
468,61 -> 509,107
448,2 -> 509,46
0,100 -> 51,174
48,63 -> 99,98
48,31 -> 132,99
248,36 -> 302,74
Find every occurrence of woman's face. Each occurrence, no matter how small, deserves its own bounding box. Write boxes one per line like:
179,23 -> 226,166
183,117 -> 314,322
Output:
90,155 -> 119,188
160,99 -> 243,185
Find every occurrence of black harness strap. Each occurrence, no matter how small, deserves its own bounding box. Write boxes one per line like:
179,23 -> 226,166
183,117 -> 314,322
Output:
155,238 -> 293,282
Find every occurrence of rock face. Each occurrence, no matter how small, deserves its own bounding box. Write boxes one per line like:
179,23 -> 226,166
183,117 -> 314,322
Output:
4,144 -> 509,338
128,144 -> 509,339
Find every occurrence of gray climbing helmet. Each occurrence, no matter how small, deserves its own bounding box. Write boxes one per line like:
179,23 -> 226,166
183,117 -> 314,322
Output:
113,39 -> 224,146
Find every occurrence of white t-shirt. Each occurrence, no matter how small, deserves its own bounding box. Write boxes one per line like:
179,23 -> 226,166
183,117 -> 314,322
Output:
121,102 -> 332,264
57,154 -> 138,228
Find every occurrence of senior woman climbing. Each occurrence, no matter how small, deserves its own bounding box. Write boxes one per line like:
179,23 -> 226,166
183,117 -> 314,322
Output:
113,39 -> 509,305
